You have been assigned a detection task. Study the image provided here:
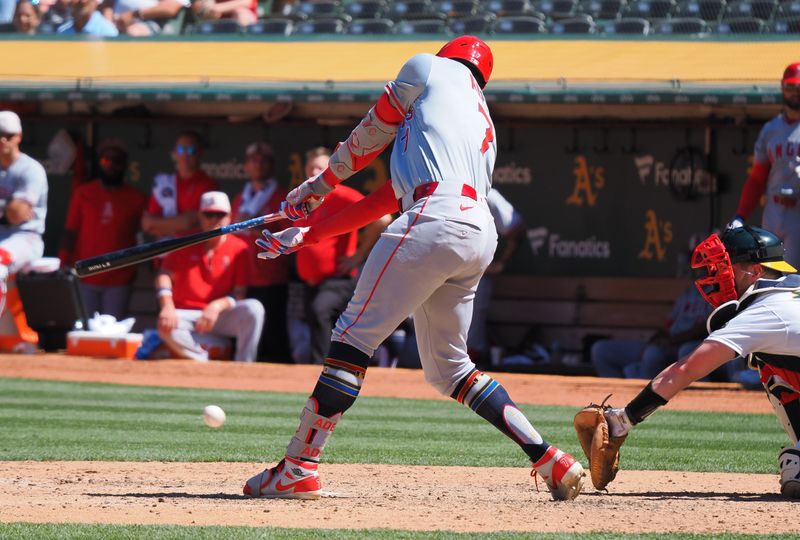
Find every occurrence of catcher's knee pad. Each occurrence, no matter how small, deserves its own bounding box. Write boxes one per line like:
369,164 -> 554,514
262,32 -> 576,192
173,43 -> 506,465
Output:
779,447 -> 800,499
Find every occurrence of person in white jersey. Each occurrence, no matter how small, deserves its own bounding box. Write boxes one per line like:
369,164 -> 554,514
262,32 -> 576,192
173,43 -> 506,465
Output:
601,226 -> 800,499
242,36 -> 586,502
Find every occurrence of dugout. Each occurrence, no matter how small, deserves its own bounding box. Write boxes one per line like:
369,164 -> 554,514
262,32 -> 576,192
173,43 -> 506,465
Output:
0,35 -> 794,371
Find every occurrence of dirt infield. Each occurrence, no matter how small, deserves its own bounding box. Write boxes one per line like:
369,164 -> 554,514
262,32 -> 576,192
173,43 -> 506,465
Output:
0,354 -> 796,534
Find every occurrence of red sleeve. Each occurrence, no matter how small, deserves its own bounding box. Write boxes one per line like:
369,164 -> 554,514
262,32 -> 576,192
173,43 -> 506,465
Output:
736,161 -> 770,219
304,181 -> 398,244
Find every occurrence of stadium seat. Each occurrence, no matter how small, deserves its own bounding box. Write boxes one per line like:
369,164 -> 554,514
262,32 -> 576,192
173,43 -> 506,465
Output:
449,13 -> 496,32
716,15 -> 766,29
289,0 -> 344,20
345,0 -> 389,19
626,0 -> 678,18
296,18 -> 347,33
550,13 -> 596,31
655,15 -> 709,32
602,16 -> 651,31
246,17 -> 295,34
723,0 -> 777,20
394,18 -> 450,32
771,13 -> 800,30
434,0 -> 482,17
677,0 -> 726,22
581,0 -> 627,20
484,0 -> 540,16
160,8 -> 190,35
491,14 -> 548,31
388,0 -> 442,20
775,0 -> 800,19
192,19 -> 242,34
346,17 -> 394,33
537,0 -> 582,18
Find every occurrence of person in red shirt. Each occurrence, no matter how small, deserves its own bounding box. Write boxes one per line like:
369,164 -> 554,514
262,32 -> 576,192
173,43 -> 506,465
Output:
295,147 -> 391,364
141,131 -> 218,241
232,141 -> 292,362
156,191 -> 264,362
59,140 -> 146,320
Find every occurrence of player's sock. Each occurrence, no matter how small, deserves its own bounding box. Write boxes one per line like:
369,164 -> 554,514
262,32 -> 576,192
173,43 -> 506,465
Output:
285,341 -> 371,464
450,368 -> 550,462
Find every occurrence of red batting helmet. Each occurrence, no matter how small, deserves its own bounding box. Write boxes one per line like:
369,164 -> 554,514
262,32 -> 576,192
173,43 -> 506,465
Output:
783,63 -> 800,85
436,35 -> 493,88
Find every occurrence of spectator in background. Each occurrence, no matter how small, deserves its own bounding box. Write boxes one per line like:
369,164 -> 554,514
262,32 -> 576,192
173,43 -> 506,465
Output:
141,131 -> 217,241
191,0 -> 256,26
59,141 -> 146,320
591,282 -> 712,379
0,0 -> 14,22
0,111 -> 48,308
109,0 -> 189,36
730,63 -> 800,269
13,0 -> 41,33
467,187 -> 525,368
57,0 -> 118,35
156,191 -> 264,362
293,147 -> 390,364
232,141 -> 291,362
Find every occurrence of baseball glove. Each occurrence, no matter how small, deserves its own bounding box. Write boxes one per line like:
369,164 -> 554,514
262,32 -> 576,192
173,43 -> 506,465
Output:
573,395 -> 627,490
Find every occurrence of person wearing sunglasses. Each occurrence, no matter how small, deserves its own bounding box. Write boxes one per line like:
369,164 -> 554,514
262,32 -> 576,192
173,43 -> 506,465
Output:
154,191 -> 264,362
59,140 -> 146,320
0,110 -> 48,316
141,131 -> 218,245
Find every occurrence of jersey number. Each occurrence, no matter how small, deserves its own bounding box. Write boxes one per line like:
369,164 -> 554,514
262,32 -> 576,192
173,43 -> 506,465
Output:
477,103 -> 494,154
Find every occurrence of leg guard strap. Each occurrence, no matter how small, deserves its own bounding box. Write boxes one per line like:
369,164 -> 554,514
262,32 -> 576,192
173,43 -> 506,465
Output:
286,400 -> 342,464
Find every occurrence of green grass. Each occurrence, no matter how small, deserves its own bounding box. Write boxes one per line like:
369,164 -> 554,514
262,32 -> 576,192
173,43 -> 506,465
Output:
0,524 -> 796,540
0,377 -> 787,473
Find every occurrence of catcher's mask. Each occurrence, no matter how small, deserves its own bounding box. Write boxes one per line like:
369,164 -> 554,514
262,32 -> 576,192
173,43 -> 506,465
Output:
691,233 -> 737,308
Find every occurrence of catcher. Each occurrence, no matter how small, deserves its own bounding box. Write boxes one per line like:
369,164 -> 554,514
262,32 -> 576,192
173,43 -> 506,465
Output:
575,226 -> 800,498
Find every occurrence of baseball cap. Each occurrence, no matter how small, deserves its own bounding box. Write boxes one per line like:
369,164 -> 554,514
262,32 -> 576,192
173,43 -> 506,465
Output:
246,142 -> 273,158
783,63 -> 800,85
199,191 -> 231,214
0,111 -> 22,135
720,225 -> 797,273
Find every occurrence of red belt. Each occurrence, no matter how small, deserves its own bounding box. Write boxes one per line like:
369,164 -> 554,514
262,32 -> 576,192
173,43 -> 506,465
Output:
398,182 -> 477,212
773,195 -> 798,208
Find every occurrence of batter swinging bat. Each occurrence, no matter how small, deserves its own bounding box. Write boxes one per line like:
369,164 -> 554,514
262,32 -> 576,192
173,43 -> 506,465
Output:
75,211 -> 285,278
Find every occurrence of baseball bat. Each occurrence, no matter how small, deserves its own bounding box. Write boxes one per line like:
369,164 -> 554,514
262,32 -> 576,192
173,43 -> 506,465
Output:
74,211 -> 286,278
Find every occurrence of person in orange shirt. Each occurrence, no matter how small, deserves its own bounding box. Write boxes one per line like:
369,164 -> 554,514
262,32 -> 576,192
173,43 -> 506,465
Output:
231,141 -> 291,362
294,147 -> 391,364
59,140 -> 146,319
141,131 -> 218,241
156,191 -> 264,362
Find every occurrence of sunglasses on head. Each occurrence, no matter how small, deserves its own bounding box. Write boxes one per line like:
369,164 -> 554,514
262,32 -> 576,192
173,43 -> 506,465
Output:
175,144 -> 197,156
201,211 -> 227,219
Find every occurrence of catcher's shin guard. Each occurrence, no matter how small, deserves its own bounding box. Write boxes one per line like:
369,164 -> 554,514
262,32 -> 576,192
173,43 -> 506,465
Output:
531,446 -> 586,501
761,366 -> 800,445
779,447 -> 800,499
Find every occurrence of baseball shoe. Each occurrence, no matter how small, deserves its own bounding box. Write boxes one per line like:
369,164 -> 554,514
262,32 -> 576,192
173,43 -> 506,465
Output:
779,447 -> 800,499
531,446 -> 585,501
243,456 -> 322,500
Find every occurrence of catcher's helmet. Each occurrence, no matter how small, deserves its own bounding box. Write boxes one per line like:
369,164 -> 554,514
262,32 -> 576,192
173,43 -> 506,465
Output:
720,226 -> 797,273
783,63 -> 800,85
436,35 -> 493,88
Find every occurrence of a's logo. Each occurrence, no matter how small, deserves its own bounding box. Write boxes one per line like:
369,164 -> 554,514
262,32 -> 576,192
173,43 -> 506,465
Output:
638,209 -> 673,261
566,155 -> 605,207
527,227 -> 611,259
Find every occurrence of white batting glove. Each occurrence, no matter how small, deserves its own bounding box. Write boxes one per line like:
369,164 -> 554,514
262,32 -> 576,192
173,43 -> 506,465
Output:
604,407 -> 634,438
255,226 -> 310,260
726,216 -> 745,230
286,175 -> 334,207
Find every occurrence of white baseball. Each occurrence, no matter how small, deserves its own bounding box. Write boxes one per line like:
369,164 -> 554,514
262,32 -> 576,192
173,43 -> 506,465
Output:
202,405 -> 226,428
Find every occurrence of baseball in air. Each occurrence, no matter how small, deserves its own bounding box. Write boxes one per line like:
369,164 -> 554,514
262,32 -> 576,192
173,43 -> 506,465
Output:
202,405 -> 226,428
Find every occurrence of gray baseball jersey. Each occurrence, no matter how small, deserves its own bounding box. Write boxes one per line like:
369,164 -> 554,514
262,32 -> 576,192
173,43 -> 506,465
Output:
332,54 -> 499,395
0,152 -> 48,235
753,114 -> 800,267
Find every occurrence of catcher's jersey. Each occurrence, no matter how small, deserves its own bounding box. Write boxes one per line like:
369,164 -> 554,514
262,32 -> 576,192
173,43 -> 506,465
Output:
386,53 -> 496,200
754,114 -> 800,197
706,275 -> 800,368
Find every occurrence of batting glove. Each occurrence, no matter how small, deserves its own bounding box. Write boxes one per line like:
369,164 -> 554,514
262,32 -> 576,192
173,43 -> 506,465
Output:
286,174 -> 334,207
255,226 -> 310,260
604,407 -> 634,438
726,215 -> 745,230
280,199 -> 324,222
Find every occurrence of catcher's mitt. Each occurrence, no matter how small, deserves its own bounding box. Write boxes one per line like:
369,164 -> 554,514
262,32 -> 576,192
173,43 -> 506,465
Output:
573,395 -> 627,490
